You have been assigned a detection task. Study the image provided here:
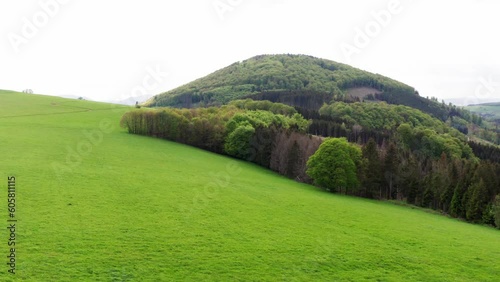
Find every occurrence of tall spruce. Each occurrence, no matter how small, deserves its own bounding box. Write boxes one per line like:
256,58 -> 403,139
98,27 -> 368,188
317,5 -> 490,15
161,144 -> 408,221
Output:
383,142 -> 399,199
362,138 -> 382,198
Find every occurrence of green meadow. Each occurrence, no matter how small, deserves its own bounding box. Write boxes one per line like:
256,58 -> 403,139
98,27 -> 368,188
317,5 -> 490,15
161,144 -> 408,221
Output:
0,90 -> 499,281
467,103 -> 500,121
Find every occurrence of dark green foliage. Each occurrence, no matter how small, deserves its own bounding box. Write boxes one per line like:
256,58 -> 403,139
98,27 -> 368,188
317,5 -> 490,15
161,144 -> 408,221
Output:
450,184 -> 464,218
270,130 -> 322,182
286,141 -> 301,178
482,204 -> 495,226
307,138 -> 361,193
120,107 -> 234,153
375,91 -> 448,121
361,138 -> 382,198
440,162 -> 457,212
248,126 -> 276,167
422,186 -> 435,208
383,142 -> 399,200
466,179 -> 489,222
469,141 -> 500,163
401,155 -> 420,204
494,195 -> 500,228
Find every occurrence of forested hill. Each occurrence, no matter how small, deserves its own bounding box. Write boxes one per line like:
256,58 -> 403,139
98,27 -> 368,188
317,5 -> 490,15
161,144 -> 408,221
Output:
144,54 -> 415,108
144,54 -> 478,126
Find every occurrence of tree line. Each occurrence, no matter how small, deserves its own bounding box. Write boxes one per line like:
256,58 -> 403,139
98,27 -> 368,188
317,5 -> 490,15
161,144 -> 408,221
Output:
121,100 -> 500,228
120,100 -> 320,182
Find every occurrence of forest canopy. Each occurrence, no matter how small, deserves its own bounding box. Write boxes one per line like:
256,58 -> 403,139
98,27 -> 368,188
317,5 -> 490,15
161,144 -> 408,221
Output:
144,54 -> 414,108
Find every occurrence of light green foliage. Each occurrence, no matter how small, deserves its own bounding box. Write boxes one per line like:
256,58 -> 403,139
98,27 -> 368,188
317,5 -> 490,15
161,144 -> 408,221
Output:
228,99 -> 297,116
320,102 -> 452,133
1,90 -> 499,281
306,138 -> 361,193
397,123 -> 414,149
224,110 -> 309,157
224,124 -> 255,159
397,124 -> 474,160
225,110 -> 309,134
319,101 -> 475,160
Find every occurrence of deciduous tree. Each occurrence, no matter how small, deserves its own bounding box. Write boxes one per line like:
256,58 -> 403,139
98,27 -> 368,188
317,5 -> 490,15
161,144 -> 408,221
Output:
306,138 -> 361,193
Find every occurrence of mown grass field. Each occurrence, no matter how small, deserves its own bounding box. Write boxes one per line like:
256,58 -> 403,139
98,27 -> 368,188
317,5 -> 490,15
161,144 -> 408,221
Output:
1,90 -> 499,281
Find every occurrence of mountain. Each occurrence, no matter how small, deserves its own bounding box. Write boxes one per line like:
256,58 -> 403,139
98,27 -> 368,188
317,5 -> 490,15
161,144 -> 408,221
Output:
145,54 -> 473,125
144,54 -> 500,146
144,54 -> 416,108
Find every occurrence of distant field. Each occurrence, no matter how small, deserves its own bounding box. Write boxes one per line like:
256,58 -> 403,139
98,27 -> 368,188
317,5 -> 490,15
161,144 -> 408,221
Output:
466,103 -> 500,120
1,90 -> 499,281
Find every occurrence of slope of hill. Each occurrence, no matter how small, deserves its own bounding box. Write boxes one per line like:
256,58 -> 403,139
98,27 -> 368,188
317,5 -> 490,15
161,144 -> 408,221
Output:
1,90 -> 499,281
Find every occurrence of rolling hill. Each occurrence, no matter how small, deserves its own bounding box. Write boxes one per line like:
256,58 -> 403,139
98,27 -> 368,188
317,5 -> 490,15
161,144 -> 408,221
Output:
144,54 -> 416,108
1,90 -> 499,281
144,54 -> 481,133
467,102 -> 500,122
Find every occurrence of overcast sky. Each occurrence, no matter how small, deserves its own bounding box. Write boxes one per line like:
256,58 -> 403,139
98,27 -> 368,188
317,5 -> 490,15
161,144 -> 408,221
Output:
1,0 -> 499,105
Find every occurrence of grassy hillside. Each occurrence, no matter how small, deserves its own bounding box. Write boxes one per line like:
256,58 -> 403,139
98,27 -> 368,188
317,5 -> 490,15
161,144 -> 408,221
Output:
1,90 -> 499,281
144,54 -> 415,108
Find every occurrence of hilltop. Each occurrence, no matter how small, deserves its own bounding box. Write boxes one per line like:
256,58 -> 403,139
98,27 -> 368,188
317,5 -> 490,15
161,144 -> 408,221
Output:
144,54 -> 416,108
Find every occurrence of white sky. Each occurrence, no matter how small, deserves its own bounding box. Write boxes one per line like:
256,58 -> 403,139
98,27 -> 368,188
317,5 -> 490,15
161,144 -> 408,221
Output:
1,0 -> 499,105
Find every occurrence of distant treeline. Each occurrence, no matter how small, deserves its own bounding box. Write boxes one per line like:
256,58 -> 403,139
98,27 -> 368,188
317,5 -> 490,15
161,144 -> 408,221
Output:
121,100 -> 500,228
245,89 -> 489,141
